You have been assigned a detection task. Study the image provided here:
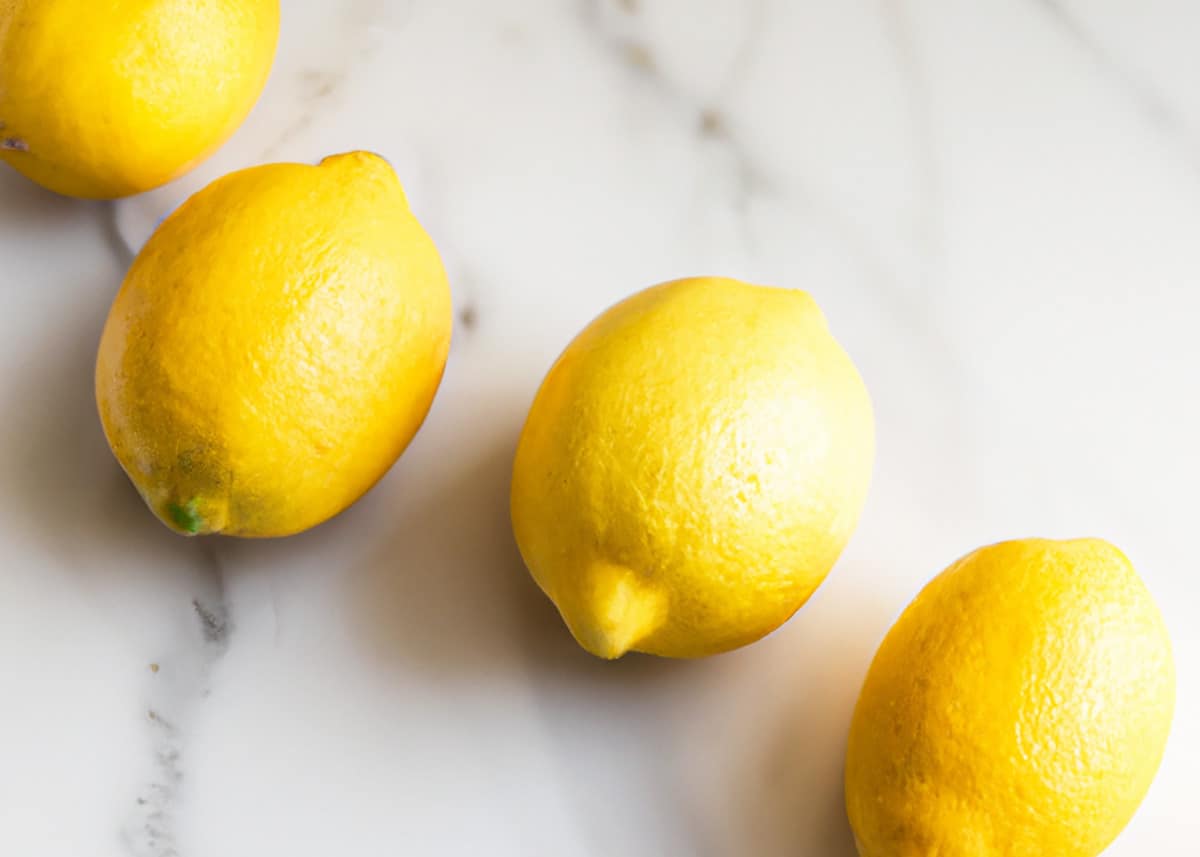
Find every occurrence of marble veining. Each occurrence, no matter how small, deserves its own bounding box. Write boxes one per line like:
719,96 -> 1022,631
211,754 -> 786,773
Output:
1037,0 -> 1200,168
0,2 -> 1196,855
121,546 -> 229,857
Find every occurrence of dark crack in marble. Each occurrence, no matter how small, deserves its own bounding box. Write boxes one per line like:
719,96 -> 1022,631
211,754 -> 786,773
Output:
124,543 -> 231,857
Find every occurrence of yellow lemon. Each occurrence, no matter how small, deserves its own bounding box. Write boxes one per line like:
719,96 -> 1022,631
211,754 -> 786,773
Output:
0,0 -> 279,199
96,152 -> 452,537
511,277 -> 874,659
845,538 -> 1175,857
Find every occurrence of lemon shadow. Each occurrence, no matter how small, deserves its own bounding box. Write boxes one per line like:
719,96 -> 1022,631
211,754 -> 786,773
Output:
0,168 -> 82,231
342,414 -> 699,687
346,431 -> 551,670
0,245 -> 180,563
1,283 -> 211,582
0,170 -> 136,557
718,577 -> 890,857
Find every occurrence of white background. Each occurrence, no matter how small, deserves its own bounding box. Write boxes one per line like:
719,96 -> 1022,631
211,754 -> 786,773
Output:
0,1 -> 1196,854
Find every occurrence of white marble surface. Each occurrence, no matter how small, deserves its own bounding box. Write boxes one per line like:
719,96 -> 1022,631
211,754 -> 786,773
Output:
1,1 -> 1197,854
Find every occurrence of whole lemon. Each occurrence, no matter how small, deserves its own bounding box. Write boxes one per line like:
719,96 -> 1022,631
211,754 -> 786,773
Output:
0,0 -> 279,199
845,538 -> 1175,857
511,277 -> 874,659
96,152 -> 452,537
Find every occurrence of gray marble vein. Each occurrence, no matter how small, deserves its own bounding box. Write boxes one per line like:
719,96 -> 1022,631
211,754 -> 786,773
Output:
1035,0 -> 1200,173
879,0 -> 945,292
123,544 -> 230,857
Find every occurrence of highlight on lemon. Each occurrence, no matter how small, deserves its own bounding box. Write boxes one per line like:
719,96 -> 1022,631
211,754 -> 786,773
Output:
845,538 -> 1175,857
96,152 -> 453,537
0,0 -> 280,198
511,276 -> 874,659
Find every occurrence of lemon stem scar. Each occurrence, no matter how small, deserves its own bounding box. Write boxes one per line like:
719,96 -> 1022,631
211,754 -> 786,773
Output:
167,499 -> 205,535
1,137 -> 29,153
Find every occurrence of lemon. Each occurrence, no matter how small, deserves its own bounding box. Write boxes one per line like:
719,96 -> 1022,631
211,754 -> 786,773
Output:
510,277 -> 874,659
96,152 -> 452,537
845,538 -> 1175,857
0,0 -> 279,199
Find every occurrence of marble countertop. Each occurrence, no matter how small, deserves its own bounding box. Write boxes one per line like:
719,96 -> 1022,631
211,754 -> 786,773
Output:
1,1 -> 1197,854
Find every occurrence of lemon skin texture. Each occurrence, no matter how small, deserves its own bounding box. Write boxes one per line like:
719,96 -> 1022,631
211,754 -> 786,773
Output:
0,0 -> 279,199
511,277 -> 875,659
95,152 -> 452,537
845,538 -> 1175,857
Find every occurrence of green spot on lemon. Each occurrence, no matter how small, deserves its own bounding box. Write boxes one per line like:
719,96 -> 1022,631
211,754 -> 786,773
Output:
167,500 -> 203,534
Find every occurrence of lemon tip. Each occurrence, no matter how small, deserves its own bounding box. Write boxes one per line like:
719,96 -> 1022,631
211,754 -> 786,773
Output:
565,563 -> 668,660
